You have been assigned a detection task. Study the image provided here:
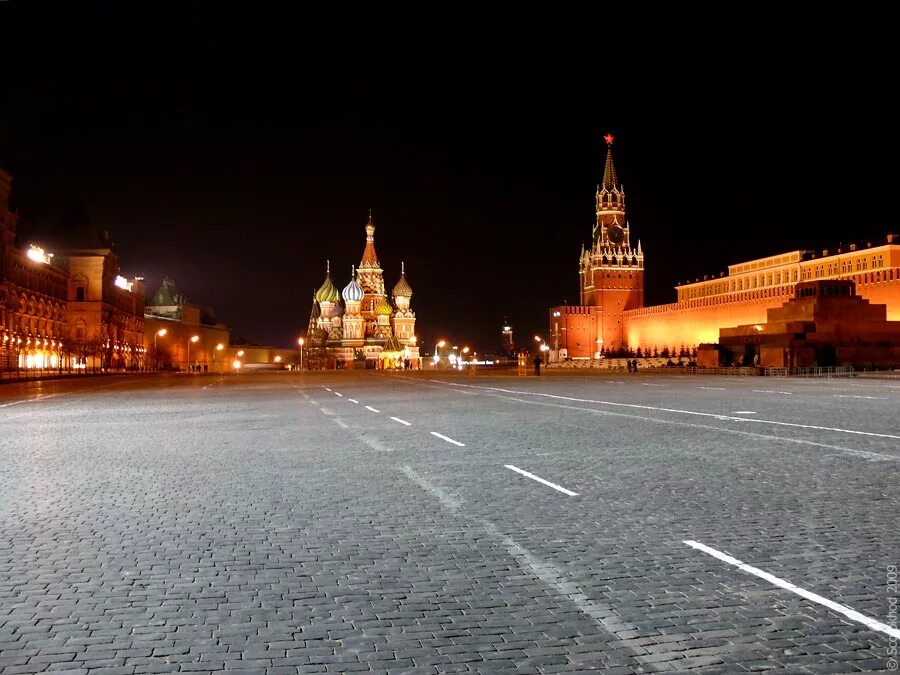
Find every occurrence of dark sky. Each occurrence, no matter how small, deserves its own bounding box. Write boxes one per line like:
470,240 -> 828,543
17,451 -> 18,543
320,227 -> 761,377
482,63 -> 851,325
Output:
2,5 -> 898,351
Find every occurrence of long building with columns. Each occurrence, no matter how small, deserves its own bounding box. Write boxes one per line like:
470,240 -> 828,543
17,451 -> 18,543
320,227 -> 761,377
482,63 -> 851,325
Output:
307,213 -> 419,369
550,138 -> 900,359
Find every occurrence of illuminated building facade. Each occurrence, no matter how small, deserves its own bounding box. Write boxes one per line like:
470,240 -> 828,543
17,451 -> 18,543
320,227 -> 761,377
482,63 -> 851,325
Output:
549,136 -> 644,358
54,215 -> 146,371
550,140 -> 900,361
713,279 -> 900,368
145,277 -> 231,372
307,213 -> 420,369
0,171 -> 70,373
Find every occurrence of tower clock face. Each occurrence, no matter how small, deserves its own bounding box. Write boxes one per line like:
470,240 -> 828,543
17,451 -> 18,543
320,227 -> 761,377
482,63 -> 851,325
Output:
606,224 -> 625,245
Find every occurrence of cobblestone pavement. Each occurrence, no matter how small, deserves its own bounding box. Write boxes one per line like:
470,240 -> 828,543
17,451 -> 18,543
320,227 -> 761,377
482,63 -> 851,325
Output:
1,371 -> 898,673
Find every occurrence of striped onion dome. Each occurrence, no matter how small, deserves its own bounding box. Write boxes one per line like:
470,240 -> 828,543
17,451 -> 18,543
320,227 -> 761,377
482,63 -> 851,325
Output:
315,266 -> 340,304
375,296 -> 393,316
342,273 -> 364,303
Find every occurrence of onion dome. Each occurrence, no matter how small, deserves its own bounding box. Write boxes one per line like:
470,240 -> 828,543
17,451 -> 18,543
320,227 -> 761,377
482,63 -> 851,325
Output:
375,296 -> 393,316
342,266 -> 364,302
392,261 -> 413,298
315,261 -> 340,303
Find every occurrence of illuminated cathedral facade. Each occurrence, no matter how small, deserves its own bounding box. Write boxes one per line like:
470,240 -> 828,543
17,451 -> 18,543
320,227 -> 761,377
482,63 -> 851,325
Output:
550,137 -> 900,360
307,213 -> 419,369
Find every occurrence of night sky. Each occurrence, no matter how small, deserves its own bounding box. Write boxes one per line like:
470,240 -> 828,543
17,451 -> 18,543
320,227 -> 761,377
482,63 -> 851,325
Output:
3,5 -> 898,352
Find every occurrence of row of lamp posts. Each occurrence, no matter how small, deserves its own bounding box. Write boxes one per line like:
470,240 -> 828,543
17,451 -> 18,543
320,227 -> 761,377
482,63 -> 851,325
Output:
152,327 -> 226,372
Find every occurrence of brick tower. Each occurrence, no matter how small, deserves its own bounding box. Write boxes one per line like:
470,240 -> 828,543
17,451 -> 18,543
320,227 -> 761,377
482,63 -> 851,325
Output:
578,134 -> 644,352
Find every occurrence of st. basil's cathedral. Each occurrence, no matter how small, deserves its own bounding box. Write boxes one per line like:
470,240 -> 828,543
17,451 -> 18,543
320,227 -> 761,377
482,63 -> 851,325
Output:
307,213 -> 419,369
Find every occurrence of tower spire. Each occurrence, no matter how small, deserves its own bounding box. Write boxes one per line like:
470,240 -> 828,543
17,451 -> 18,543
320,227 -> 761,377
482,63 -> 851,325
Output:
360,210 -> 380,269
602,133 -> 618,191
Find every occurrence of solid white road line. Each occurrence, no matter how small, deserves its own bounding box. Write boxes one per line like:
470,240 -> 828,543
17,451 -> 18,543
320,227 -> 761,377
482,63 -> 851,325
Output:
429,381 -> 900,441
390,416 -> 411,426
431,431 -> 465,446
0,394 -> 60,409
332,417 -> 349,429
684,540 -> 900,640
348,398 -> 359,404
505,464 -> 578,496
365,405 -> 380,413
334,392 -> 343,397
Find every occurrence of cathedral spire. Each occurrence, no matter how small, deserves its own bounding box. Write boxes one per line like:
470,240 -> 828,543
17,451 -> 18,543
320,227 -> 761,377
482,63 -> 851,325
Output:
602,133 -> 618,191
360,209 -> 380,269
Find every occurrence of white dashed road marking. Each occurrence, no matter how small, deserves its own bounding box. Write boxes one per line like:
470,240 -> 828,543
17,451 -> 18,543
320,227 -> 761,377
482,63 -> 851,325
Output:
684,540 -> 900,640
699,386 -> 726,391
753,389 -> 793,395
431,432 -> 465,446
390,416 -> 411,426
334,392 -> 343,397
365,405 -> 380,413
505,464 -> 578,496
332,417 -> 348,429
835,394 -> 888,400
348,398 -> 358,404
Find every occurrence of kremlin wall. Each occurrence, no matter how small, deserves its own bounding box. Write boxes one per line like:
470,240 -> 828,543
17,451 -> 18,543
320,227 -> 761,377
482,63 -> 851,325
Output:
550,137 -> 900,363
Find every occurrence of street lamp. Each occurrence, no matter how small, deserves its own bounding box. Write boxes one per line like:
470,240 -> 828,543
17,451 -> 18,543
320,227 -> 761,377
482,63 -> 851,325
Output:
187,334 -> 199,373
433,339 -> 446,367
153,328 -> 167,372
215,342 -> 224,373
298,336 -> 305,371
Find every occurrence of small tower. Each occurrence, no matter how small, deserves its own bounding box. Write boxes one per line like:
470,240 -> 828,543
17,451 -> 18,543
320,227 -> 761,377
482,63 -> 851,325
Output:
358,210 -> 386,308
501,318 -> 514,355
390,262 -> 416,344
374,296 -> 393,338
315,261 -> 341,337
306,291 -> 320,338
342,266 -> 365,344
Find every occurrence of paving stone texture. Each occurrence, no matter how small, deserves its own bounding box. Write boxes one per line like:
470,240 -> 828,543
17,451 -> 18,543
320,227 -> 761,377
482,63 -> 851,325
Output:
1,371 -> 897,672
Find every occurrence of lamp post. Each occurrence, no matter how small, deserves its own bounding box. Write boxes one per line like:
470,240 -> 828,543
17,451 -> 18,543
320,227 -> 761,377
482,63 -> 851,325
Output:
187,334 -> 199,373
215,342 -> 224,373
433,339 -> 446,369
298,337 -> 305,371
153,328 -> 167,372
